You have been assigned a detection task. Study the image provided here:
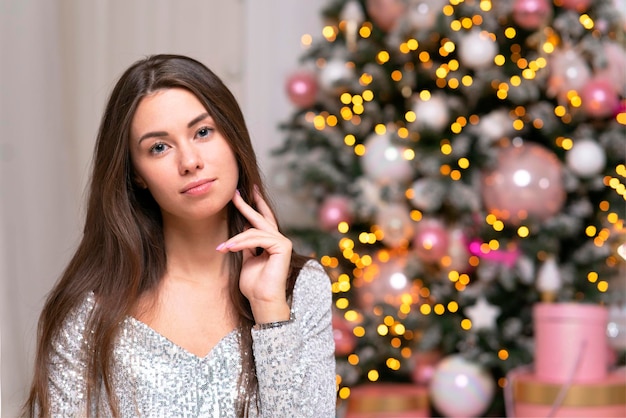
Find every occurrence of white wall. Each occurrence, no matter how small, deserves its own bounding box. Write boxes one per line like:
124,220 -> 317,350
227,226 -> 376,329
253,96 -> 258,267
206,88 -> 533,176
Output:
0,0 -> 324,415
243,1 -> 326,225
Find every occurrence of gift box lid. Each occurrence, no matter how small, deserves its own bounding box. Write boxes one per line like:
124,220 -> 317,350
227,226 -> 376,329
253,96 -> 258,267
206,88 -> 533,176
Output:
533,302 -> 608,322
347,384 -> 429,413
512,369 -> 626,407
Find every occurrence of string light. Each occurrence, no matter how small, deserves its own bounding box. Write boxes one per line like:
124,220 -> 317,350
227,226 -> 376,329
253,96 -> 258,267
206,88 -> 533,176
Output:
338,387 -> 350,400
322,25 -> 337,42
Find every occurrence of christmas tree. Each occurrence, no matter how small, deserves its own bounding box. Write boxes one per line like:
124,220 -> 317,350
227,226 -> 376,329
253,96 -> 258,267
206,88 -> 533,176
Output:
273,0 -> 625,415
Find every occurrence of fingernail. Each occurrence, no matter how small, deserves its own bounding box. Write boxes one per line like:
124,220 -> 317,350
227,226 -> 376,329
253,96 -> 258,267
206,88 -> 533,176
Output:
216,242 -> 226,251
235,189 -> 241,196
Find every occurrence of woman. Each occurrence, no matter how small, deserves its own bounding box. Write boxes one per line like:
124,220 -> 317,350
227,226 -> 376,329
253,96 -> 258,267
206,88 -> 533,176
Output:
25,54 -> 336,417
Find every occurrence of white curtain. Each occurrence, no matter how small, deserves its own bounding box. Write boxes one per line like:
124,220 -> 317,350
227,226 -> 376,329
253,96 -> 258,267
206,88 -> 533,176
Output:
1,2 -> 74,414
0,0 -> 324,415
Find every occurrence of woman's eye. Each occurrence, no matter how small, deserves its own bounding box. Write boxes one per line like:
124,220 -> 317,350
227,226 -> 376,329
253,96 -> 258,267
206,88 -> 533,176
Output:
149,142 -> 169,154
197,126 -> 213,139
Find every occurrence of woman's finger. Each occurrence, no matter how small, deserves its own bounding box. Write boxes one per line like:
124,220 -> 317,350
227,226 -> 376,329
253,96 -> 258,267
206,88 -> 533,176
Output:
252,185 -> 277,227
216,228 -> 291,255
232,188 -> 277,230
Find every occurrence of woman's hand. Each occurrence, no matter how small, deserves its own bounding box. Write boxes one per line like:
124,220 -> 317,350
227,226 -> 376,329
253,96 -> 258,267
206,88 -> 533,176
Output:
215,187 -> 292,324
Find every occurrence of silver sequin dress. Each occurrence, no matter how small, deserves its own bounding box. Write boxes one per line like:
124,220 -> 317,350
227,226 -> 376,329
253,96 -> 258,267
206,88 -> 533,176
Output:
47,260 -> 336,417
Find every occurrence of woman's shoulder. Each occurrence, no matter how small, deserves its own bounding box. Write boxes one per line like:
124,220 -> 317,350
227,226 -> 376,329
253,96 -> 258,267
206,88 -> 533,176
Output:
293,259 -> 331,299
301,258 -> 326,272
57,292 -> 97,335
51,291 -> 97,356
76,291 -> 97,316
297,259 -> 330,282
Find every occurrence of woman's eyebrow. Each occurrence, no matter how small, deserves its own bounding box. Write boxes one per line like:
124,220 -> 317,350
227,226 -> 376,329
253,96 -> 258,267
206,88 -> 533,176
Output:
138,130 -> 167,144
137,112 -> 210,144
187,112 -> 210,128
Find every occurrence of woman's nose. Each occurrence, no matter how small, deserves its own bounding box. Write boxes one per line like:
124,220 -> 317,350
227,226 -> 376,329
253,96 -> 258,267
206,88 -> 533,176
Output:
178,144 -> 204,174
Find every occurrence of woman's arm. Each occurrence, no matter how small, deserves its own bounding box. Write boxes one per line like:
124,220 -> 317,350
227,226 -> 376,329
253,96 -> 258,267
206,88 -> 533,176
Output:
218,189 -> 336,416
46,294 -> 94,417
251,260 -> 336,417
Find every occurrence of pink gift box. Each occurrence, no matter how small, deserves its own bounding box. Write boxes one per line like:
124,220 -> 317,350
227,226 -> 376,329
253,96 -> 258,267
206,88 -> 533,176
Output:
533,302 -> 608,383
510,368 -> 626,417
344,384 -> 430,418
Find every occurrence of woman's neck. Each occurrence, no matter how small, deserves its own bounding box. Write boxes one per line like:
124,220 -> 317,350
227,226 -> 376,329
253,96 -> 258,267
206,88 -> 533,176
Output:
161,216 -> 230,286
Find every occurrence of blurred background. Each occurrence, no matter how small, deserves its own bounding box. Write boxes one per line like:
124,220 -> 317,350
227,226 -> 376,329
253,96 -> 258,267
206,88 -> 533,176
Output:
0,0 -> 324,415
2,0 -> 625,417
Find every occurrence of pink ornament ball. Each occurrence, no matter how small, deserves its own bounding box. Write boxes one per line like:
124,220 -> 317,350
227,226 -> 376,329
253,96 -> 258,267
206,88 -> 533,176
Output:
444,227 -> 472,273
376,204 -> 415,248
512,0 -> 552,30
332,315 -> 357,356
559,0 -> 592,12
366,0 -> 406,32
413,219 -> 449,263
595,42 -> 626,94
318,195 -> 353,232
580,77 -> 620,119
547,48 -> 591,97
615,100 -> 626,118
408,0 -> 445,31
285,71 -> 318,108
481,142 -> 565,225
357,253 -> 412,309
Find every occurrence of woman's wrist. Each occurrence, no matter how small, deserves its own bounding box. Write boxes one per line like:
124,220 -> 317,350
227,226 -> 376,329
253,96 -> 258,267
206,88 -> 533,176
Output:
252,311 -> 295,330
250,301 -> 291,326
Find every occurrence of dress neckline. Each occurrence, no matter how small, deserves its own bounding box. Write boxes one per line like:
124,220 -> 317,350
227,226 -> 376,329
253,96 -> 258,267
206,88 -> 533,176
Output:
124,316 -> 239,360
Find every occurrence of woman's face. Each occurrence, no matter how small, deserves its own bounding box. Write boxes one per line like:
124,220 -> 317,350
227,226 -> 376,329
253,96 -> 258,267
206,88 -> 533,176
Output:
129,88 -> 239,225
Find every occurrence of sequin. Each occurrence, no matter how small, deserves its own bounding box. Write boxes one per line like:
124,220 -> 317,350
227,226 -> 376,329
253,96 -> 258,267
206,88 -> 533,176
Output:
46,260 -> 336,417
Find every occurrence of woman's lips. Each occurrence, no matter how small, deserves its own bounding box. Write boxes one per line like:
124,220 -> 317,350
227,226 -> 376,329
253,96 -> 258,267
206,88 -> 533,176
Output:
181,179 -> 214,195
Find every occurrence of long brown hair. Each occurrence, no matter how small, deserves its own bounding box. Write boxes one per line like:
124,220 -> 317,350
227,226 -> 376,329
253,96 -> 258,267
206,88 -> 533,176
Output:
25,54 -> 308,417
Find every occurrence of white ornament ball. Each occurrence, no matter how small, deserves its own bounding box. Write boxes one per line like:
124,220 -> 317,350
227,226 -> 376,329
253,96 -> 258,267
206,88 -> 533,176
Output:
478,110 -> 513,141
410,178 -> 445,211
319,59 -> 354,92
566,139 -> 606,178
412,94 -> 450,131
429,355 -> 495,417
458,31 -> 498,70
361,133 -> 414,184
